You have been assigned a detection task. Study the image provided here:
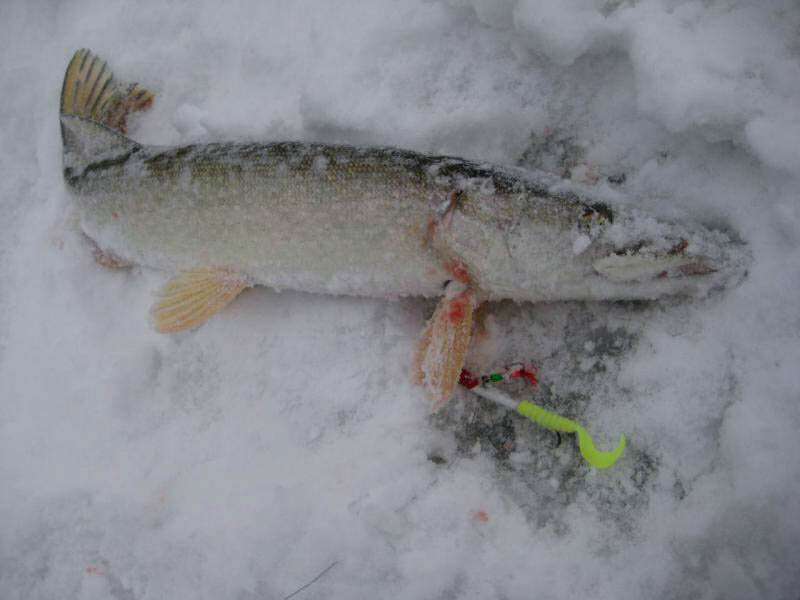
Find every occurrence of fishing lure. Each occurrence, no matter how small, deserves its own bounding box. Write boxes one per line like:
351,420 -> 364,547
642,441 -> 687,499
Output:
459,367 -> 626,469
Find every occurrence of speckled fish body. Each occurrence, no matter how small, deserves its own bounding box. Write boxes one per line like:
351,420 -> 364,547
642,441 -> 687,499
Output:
59,38 -> 749,306
65,128 -> 452,298
57,47 -> 752,409
62,111 -> 747,304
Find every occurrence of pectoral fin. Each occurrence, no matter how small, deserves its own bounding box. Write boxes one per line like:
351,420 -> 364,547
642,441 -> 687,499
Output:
151,268 -> 250,333
414,289 -> 476,411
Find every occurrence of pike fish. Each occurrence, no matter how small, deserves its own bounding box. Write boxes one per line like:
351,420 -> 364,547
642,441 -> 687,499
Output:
60,49 -> 748,407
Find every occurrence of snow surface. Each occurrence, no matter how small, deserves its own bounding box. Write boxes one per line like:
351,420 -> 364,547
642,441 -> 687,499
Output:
2,1 -> 800,598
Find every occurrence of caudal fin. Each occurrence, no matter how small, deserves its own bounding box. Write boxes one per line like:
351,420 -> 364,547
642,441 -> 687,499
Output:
60,48 -> 154,135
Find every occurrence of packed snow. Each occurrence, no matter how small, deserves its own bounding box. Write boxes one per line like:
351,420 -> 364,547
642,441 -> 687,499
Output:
2,1 -> 799,598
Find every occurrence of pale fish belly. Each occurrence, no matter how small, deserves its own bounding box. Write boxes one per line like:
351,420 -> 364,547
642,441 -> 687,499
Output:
71,144 -> 451,299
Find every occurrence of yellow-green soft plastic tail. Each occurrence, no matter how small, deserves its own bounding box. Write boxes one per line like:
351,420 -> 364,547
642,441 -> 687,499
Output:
516,401 -> 626,469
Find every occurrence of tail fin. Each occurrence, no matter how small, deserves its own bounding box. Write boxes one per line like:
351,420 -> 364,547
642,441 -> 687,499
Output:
60,49 -> 154,178
60,48 -> 154,135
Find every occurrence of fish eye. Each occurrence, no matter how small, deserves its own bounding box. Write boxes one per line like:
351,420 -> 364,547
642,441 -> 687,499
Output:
590,202 -> 614,223
580,203 -> 614,230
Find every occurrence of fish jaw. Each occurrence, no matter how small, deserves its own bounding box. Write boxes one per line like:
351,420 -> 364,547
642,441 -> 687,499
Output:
435,194 -> 749,302
592,254 -> 708,283
583,206 -> 749,294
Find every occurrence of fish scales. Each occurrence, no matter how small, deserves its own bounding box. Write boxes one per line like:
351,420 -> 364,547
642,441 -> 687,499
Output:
59,48 -> 749,406
71,141 -> 454,298
68,133 -> 596,300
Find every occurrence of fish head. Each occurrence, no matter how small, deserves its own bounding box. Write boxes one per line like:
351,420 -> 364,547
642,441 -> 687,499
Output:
582,203 -> 751,294
433,183 -> 749,302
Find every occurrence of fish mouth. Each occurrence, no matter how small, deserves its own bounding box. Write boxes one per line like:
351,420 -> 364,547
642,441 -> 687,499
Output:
592,238 -> 717,283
